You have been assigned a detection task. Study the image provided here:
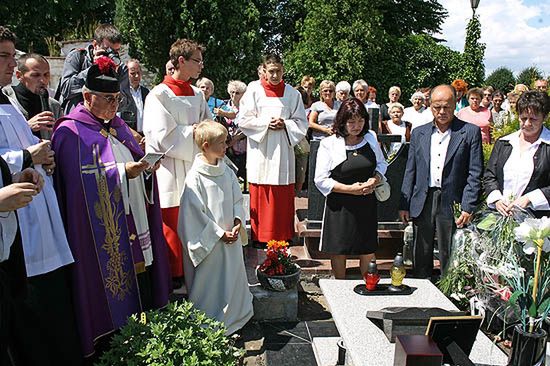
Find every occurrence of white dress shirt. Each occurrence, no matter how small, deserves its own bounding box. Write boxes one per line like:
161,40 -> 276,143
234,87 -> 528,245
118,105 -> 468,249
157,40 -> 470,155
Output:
131,86 -> 144,132
429,126 -> 451,188
486,128 -> 550,210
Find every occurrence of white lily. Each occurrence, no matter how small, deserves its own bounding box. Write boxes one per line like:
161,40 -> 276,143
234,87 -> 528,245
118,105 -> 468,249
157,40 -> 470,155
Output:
513,216 -> 550,332
514,217 -> 550,254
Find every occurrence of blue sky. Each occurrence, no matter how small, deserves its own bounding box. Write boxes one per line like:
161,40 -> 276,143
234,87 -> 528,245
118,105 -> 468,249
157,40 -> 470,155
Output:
437,0 -> 550,77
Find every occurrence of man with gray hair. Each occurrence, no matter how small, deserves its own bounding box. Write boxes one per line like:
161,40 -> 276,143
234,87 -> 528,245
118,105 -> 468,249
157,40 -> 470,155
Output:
2,53 -> 62,139
400,84 -> 483,279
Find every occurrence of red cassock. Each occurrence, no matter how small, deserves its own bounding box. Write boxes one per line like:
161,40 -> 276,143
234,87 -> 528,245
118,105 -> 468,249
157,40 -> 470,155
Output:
249,183 -> 295,242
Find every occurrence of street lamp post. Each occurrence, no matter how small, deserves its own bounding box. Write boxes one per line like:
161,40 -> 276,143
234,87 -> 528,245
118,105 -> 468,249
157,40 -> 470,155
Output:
470,0 -> 481,15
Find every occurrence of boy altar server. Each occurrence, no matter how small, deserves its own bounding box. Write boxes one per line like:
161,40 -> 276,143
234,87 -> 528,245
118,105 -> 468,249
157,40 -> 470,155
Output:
179,120 -> 253,334
236,53 -> 308,243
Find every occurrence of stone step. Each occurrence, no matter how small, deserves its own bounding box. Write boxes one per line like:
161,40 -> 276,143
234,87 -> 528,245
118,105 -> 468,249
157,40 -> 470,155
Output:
312,337 -> 342,366
244,246 -> 298,322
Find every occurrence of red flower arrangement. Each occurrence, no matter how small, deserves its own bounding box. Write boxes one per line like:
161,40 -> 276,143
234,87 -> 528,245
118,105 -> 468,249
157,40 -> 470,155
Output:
258,240 -> 297,276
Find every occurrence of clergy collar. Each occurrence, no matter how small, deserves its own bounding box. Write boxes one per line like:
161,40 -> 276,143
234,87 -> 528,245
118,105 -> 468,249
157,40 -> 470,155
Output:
193,154 -> 226,176
501,127 -> 550,145
13,83 -> 38,99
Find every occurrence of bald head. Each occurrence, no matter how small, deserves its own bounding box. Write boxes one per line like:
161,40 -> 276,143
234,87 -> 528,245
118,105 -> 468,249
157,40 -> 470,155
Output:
430,85 -> 456,130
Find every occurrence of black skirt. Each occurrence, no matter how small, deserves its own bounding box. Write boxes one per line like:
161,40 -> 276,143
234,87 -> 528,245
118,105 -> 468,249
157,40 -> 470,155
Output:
320,142 -> 378,255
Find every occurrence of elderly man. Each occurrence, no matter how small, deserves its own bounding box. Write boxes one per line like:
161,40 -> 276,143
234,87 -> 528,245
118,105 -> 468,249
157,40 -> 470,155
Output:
58,23 -> 131,114
52,56 -> 170,358
400,85 -> 483,279
3,53 -> 62,139
535,79 -> 548,93
0,25 -> 81,366
119,59 -> 149,133
143,39 -> 210,285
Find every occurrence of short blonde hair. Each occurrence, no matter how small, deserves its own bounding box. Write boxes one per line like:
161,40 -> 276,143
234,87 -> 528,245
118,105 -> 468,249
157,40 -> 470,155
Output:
319,80 -> 335,91
388,86 -> 401,96
194,120 -> 227,150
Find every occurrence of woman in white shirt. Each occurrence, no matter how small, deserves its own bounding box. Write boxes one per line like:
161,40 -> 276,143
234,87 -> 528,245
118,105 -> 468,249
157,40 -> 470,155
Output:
485,91 -> 550,218
403,91 -> 430,129
314,98 -> 387,278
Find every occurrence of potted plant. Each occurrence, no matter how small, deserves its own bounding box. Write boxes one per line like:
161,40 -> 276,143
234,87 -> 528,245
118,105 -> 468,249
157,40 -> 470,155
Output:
256,240 -> 301,291
95,301 -> 244,365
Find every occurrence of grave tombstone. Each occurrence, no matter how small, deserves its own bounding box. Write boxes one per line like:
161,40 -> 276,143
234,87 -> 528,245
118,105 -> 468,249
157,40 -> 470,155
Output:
377,139 -> 409,222
307,140 -> 324,228
367,108 -> 379,133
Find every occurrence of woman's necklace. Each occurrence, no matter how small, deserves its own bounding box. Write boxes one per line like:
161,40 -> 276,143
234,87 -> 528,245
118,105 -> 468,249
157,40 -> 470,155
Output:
346,137 -> 362,156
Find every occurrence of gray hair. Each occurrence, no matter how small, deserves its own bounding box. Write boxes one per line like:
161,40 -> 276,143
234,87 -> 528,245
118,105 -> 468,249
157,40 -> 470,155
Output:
196,77 -> 214,91
227,80 -> 247,94
352,79 -> 368,92
388,102 -> 404,112
410,91 -> 425,103
335,81 -> 351,93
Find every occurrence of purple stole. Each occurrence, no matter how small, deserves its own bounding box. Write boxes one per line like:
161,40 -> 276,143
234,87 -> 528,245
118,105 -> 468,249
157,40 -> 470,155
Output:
71,113 -> 144,328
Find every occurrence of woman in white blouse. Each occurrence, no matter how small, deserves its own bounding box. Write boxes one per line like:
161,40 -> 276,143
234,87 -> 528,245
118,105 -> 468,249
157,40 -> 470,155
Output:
485,91 -> 550,218
314,98 -> 388,278
403,91 -> 430,129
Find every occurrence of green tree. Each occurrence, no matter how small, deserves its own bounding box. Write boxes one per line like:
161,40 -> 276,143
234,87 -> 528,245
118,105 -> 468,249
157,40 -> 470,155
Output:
115,0 -> 263,96
484,67 -> 515,93
282,0 -> 452,102
254,0 -> 306,54
0,0 -> 114,55
457,15 -> 486,87
516,66 -> 544,88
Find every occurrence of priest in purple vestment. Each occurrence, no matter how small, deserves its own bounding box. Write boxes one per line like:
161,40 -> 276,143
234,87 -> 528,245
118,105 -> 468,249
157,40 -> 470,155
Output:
51,57 -> 170,357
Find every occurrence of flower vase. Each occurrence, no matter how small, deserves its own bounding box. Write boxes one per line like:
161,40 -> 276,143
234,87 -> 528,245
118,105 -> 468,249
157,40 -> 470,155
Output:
508,324 -> 547,366
256,265 -> 301,292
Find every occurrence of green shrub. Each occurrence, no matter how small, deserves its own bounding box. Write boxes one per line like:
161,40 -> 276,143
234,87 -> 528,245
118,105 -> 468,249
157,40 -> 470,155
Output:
96,301 -> 244,366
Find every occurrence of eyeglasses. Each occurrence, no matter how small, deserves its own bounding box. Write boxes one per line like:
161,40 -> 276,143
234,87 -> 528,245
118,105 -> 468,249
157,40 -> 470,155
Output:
189,57 -> 204,65
229,90 -> 242,95
483,93 -> 492,97
322,89 -> 335,93
92,93 -> 124,104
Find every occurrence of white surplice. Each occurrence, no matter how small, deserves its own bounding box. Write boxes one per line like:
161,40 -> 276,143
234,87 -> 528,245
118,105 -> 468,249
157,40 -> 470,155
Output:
142,84 -> 211,208
178,155 -> 253,334
236,82 -> 308,185
0,104 -> 73,276
109,135 -> 154,266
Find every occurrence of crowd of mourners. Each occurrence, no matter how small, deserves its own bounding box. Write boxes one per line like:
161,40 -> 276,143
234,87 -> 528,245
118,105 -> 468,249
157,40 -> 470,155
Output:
0,22 -> 549,365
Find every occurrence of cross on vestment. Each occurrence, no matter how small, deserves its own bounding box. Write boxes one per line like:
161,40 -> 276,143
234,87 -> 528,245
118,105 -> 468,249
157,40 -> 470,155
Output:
81,144 -> 134,301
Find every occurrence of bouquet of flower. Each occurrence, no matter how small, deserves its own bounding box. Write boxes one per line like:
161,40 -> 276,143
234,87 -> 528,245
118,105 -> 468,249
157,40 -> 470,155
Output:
258,240 -> 297,276
506,216 -> 550,333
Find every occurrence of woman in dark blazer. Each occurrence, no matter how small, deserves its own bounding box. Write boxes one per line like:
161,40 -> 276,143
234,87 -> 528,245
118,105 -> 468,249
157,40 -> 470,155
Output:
485,91 -> 550,218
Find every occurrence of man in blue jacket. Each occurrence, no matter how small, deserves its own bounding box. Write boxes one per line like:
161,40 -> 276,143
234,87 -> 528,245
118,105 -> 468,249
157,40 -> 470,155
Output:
400,84 -> 483,279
